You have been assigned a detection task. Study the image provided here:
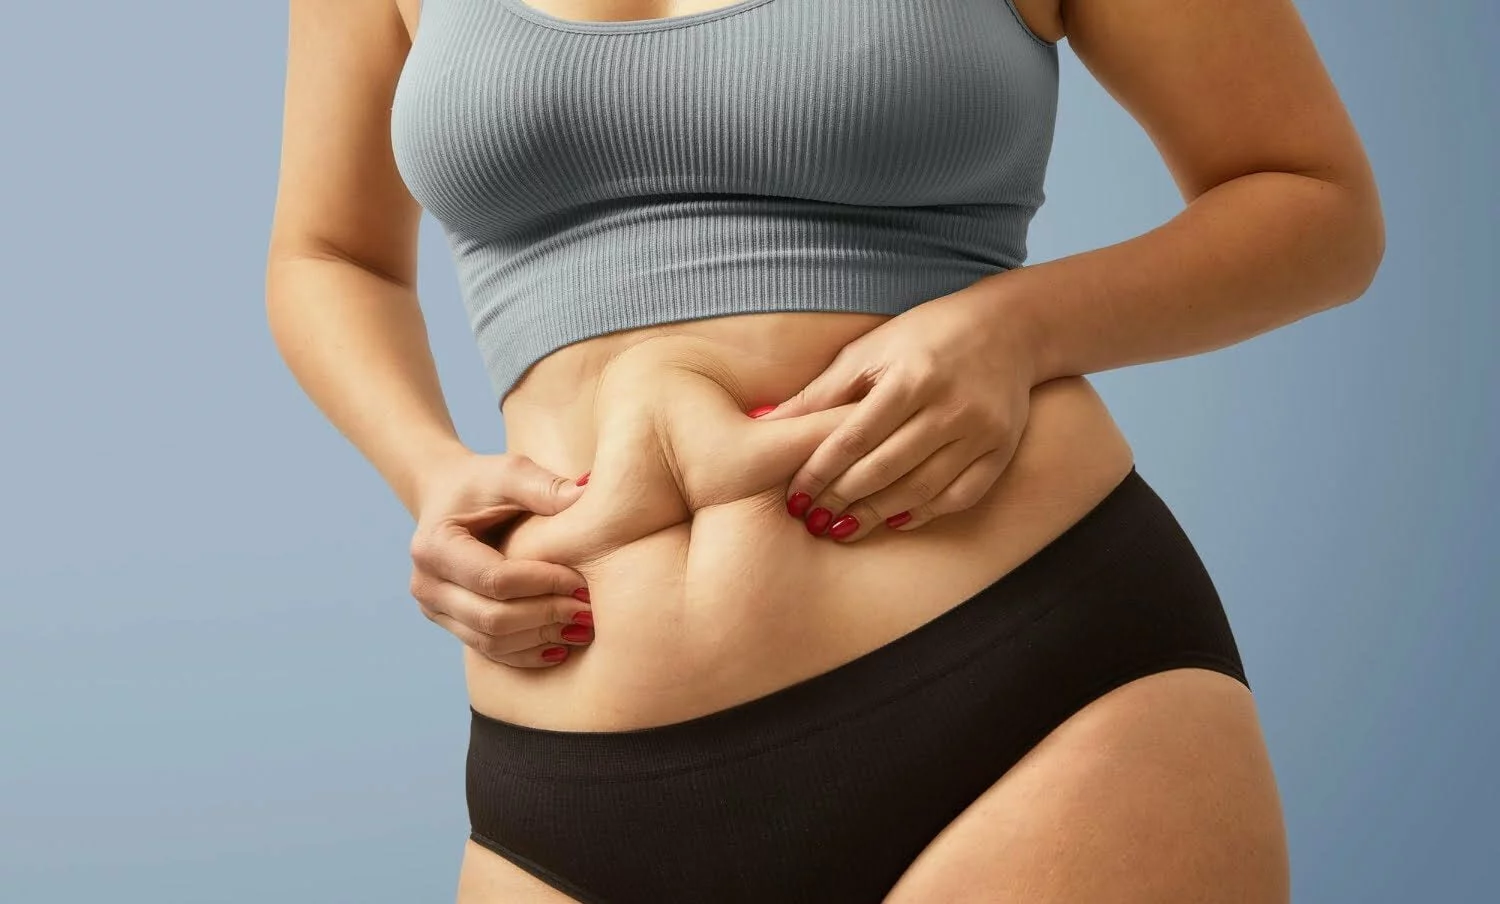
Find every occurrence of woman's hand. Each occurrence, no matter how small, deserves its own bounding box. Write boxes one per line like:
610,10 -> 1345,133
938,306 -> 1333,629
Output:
755,279 -> 1039,542
408,452 -> 595,667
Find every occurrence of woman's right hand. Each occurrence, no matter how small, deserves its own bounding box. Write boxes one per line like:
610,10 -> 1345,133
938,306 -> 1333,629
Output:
407,452 -> 594,667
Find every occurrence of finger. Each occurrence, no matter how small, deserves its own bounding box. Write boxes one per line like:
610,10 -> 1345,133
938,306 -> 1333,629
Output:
412,529 -> 586,601
725,402 -> 860,496
414,577 -> 585,645
787,378 -> 921,523
805,410 -> 958,520
825,438 -> 981,542
438,455 -> 585,533
751,351 -> 869,421
888,448 -> 1014,533
490,454 -> 586,517
427,613 -> 574,668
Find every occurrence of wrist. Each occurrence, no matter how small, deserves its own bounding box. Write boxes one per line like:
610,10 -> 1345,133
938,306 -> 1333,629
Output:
399,438 -> 476,518
978,271 -> 1052,387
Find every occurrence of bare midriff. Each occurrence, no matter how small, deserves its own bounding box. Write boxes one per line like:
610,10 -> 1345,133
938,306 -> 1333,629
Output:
470,311 -> 1135,731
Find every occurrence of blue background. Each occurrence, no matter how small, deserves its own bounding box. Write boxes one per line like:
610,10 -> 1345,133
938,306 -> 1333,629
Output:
1,1 -> 1494,900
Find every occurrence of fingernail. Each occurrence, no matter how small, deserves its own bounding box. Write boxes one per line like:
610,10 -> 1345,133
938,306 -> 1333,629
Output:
828,515 -> 860,540
561,624 -> 593,643
747,404 -> 777,418
541,646 -> 569,663
787,492 -> 813,518
570,610 -> 594,628
886,511 -> 913,529
571,587 -> 591,603
575,471 -> 590,486
805,507 -> 833,536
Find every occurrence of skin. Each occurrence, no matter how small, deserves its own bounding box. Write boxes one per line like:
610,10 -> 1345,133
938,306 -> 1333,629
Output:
266,0 -> 1383,901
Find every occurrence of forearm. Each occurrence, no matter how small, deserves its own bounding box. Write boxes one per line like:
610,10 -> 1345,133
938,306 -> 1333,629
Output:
265,254 -> 471,517
989,171 -> 1385,384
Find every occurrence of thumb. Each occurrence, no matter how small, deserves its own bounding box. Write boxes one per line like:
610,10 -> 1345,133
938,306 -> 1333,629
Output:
753,355 -> 863,421
491,453 -> 586,517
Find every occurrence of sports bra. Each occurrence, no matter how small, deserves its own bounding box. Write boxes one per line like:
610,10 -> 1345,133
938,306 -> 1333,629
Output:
391,0 -> 1059,401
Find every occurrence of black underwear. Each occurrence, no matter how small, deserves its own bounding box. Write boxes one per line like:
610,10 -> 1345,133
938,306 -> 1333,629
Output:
465,467 -> 1249,903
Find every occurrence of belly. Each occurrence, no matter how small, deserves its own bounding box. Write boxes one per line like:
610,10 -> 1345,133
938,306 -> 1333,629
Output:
466,313 -> 1135,730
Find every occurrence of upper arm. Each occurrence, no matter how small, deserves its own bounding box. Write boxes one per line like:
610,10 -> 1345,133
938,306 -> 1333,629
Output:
1061,0 -> 1381,207
267,0 -> 421,286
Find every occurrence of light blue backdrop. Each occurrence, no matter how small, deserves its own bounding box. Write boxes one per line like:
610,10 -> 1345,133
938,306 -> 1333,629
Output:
1,1 -> 1494,901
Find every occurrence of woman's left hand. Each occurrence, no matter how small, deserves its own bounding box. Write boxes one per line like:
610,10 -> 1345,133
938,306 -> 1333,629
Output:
754,278 -> 1039,542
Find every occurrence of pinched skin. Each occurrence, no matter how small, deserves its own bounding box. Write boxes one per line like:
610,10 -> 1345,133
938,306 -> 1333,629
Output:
468,330 -> 1135,731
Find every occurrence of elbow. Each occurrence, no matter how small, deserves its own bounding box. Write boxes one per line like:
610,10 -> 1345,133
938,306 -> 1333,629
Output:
1347,204 -> 1386,304
1330,179 -> 1387,306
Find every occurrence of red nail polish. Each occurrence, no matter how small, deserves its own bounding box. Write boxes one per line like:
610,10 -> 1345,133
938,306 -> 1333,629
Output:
886,511 -> 912,529
828,515 -> 860,539
571,587 -> 591,603
541,646 -> 568,663
570,610 -> 594,628
805,507 -> 833,536
787,492 -> 813,518
561,624 -> 593,643
575,471 -> 590,486
747,404 -> 777,418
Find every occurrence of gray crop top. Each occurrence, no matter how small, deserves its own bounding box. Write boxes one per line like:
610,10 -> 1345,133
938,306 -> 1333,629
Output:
391,0 -> 1059,401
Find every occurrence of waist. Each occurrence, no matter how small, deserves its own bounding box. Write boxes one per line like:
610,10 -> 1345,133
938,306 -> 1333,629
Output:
472,315 -> 1134,729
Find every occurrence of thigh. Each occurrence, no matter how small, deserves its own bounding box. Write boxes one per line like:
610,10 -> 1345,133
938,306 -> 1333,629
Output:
883,667 -> 1290,904
456,840 -> 583,904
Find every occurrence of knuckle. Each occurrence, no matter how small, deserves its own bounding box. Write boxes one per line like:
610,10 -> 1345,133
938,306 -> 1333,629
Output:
903,352 -> 942,385
472,563 -> 511,599
905,475 -> 939,502
938,401 -> 971,432
475,608 -> 511,637
833,423 -> 872,457
408,532 -> 439,569
934,492 -> 973,516
981,407 -> 1011,438
407,571 -> 429,600
927,491 -> 962,517
861,454 -> 900,487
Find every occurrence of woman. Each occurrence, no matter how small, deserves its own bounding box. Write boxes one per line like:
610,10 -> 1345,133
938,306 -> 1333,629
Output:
266,0 -> 1383,900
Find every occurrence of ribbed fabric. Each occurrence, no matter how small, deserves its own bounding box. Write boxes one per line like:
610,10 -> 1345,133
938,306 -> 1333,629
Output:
464,467 -> 1250,902
391,0 -> 1060,401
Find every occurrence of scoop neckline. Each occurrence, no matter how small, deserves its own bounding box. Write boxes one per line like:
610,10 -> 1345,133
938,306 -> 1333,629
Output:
494,0 -> 782,34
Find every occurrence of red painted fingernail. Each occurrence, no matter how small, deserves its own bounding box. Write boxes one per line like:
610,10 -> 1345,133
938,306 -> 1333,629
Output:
570,610 -> 594,628
828,515 -> 860,539
575,471 -> 590,486
886,511 -> 913,529
571,587 -> 591,603
805,507 -> 833,536
747,404 -> 777,418
541,646 -> 568,663
561,624 -> 593,643
787,492 -> 813,517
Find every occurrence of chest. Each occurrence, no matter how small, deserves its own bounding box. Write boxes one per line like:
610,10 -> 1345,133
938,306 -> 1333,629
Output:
391,0 -> 1058,237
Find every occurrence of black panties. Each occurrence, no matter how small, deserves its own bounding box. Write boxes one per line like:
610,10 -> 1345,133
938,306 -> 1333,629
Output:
465,467 -> 1249,903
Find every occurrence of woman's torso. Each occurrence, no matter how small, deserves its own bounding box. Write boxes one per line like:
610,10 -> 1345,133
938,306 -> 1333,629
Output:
477,314 -> 1133,730
388,0 -> 1115,732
